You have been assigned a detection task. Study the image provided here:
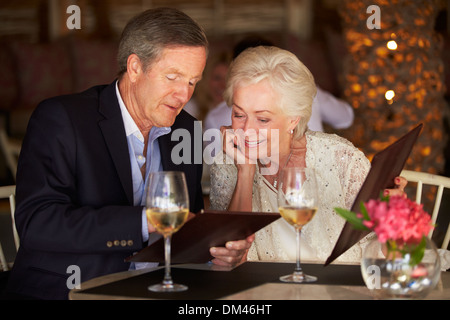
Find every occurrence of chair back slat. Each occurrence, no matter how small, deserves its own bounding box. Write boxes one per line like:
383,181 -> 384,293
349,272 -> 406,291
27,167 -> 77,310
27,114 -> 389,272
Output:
401,170 -> 450,249
0,185 -> 17,271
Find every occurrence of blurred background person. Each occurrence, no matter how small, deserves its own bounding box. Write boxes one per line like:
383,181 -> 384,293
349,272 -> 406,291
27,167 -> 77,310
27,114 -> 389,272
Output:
201,36 -> 355,198
184,51 -> 232,121
204,35 -> 354,134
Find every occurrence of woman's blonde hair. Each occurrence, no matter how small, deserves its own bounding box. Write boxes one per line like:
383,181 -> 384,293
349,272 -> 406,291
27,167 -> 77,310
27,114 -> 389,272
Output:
224,46 -> 317,138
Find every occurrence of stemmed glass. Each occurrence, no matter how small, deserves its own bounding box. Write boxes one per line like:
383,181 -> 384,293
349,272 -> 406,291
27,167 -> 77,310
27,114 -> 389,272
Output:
145,171 -> 190,292
277,167 -> 319,283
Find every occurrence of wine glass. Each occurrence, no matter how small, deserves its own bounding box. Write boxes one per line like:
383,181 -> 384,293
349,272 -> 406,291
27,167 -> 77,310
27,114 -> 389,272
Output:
145,171 -> 190,292
277,167 -> 319,283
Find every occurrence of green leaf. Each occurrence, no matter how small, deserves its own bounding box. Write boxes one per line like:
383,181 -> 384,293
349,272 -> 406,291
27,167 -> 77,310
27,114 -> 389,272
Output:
379,191 -> 390,202
334,208 -> 368,230
386,240 -> 398,261
359,202 -> 370,221
408,237 -> 426,267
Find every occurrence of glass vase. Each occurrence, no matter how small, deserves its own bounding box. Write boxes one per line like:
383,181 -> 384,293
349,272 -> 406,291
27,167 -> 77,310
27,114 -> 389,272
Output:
361,237 -> 441,299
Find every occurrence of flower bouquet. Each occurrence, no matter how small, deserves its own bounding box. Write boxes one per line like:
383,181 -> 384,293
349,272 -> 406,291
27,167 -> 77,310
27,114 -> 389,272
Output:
335,194 -> 441,299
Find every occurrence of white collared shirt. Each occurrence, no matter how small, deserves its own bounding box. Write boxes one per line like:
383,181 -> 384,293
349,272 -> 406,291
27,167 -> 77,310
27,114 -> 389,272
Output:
115,81 -> 171,270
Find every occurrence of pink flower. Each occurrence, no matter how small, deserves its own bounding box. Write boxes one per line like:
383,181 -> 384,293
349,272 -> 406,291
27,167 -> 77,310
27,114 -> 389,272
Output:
363,196 -> 433,244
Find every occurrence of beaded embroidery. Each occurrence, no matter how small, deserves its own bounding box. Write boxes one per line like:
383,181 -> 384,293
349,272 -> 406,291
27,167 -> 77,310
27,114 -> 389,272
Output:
210,131 -> 372,264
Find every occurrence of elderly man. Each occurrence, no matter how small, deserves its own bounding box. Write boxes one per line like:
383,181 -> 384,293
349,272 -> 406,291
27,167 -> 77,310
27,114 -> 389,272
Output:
6,7 -> 251,300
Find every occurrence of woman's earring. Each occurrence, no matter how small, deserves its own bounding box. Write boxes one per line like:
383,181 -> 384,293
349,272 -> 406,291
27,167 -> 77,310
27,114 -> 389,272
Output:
290,129 -> 294,134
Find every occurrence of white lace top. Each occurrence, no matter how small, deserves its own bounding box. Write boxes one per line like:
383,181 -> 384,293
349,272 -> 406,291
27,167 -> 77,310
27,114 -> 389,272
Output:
210,130 -> 372,264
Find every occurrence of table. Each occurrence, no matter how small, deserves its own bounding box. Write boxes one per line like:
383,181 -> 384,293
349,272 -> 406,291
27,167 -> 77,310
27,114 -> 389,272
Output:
69,261 -> 450,300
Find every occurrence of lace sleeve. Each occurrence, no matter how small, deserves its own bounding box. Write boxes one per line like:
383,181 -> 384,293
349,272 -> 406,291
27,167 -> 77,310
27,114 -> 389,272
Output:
341,147 -> 371,209
338,147 -> 373,263
209,152 -> 237,211
304,131 -> 372,263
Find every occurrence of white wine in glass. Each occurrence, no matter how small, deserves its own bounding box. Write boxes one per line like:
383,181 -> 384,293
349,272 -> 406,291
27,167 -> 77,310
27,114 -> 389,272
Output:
146,171 -> 190,292
146,207 -> 189,236
277,167 -> 319,283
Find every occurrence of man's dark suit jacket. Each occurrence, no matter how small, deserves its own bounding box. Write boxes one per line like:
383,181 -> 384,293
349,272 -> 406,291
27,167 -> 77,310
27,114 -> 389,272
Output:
6,81 -> 204,299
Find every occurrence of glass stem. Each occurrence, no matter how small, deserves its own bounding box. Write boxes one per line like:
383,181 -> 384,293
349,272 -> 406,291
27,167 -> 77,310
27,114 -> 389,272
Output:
295,227 -> 304,276
163,234 -> 173,286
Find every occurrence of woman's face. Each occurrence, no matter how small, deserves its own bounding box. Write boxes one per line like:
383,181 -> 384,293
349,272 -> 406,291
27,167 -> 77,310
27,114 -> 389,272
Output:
231,79 -> 298,162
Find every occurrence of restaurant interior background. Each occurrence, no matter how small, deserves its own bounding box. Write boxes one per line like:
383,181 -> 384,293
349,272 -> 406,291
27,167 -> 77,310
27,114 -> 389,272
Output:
0,0 -> 449,264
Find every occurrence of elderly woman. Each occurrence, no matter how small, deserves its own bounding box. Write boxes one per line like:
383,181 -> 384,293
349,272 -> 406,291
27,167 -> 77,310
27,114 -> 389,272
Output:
209,46 -> 406,264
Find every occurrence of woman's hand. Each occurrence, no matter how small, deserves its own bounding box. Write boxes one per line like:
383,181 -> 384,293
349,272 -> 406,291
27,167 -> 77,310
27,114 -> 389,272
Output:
210,234 -> 255,267
220,126 -> 256,212
221,125 -> 245,164
221,126 -> 256,174
384,176 -> 408,197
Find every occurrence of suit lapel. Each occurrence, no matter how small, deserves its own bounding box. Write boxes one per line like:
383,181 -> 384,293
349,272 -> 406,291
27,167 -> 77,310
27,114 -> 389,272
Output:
158,110 -> 193,173
98,81 -> 134,205
159,133 -> 183,172
158,112 -> 203,213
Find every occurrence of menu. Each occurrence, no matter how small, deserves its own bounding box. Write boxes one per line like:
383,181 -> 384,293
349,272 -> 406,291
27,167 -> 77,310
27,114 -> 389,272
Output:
126,210 -> 280,264
324,123 -> 423,266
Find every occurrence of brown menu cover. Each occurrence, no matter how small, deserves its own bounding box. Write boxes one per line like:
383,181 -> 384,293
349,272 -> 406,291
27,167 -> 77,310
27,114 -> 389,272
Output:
324,123 -> 423,266
126,210 -> 280,264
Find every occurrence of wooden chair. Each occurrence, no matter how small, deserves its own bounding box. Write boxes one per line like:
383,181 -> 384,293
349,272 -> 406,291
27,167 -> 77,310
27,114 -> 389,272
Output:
0,127 -> 21,181
0,185 -> 17,271
400,170 -> 450,249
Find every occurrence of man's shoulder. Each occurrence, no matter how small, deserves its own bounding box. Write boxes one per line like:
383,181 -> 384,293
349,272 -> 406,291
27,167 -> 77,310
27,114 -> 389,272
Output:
35,84 -> 109,110
33,83 -> 115,118
50,84 -> 110,105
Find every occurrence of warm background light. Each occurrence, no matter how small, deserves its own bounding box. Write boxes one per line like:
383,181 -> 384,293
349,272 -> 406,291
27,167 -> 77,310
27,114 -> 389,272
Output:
338,0 -> 447,178
387,40 -> 398,50
385,90 -> 395,100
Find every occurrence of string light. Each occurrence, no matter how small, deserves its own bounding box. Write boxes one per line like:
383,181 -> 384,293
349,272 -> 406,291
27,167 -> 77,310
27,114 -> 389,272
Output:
385,90 -> 395,103
385,90 -> 395,100
387,40 -> 398,50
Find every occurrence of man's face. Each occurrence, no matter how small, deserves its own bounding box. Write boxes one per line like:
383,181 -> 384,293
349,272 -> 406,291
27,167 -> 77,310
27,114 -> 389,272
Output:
132,46 -> 207,128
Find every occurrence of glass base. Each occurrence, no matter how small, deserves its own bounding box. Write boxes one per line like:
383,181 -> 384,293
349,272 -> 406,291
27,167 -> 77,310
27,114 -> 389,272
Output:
280,272 -> 317,283
148,283 -> 188,292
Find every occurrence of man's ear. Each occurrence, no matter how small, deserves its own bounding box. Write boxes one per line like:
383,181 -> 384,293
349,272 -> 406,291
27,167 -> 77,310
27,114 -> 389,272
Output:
126,54 -> 143,83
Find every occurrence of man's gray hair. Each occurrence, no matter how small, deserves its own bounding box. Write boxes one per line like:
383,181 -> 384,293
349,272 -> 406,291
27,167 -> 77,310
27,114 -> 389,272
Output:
117,7 -> 208,78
